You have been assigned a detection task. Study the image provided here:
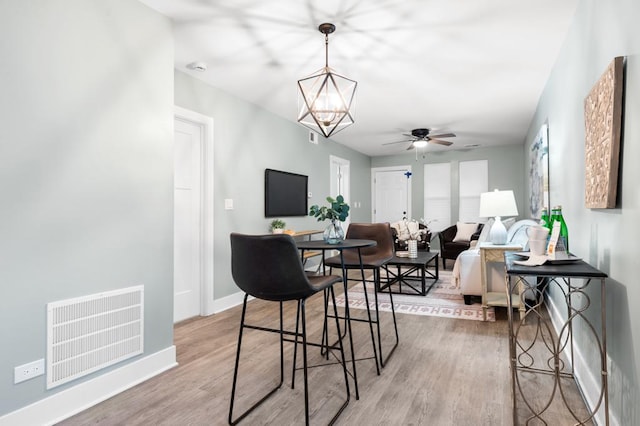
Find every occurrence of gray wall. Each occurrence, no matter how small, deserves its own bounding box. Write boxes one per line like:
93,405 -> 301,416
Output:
174,70 -> 372,300
524,0 -> 640,423
3,0 -> 637,423
0,0 -> 174,415
372,145 -> 526,224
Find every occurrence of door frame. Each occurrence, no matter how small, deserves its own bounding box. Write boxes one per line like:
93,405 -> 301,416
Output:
174,106 -> 215,316
371,165 -> 412,222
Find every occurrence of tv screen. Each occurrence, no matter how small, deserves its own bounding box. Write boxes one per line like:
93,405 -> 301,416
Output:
265,169 -> 308,217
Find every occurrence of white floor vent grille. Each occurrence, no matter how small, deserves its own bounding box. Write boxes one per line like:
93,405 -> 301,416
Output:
46,285 -> 144,389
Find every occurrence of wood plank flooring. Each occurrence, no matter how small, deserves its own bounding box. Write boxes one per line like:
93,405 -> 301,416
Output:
58,276 -> 592,425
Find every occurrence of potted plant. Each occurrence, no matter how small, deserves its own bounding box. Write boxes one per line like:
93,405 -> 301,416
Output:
309,195 -> 350,244
269,219 -> 286,234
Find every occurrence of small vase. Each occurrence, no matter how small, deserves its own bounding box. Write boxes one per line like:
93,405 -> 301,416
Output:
408,239 -> 418,258
323,220 -> 345,244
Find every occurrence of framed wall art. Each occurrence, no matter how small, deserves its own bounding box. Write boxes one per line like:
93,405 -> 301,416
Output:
584,56 -> 624,209
529,122 -> 549,219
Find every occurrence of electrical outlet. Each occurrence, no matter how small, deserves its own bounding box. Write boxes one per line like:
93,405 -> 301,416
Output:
14,359 -> 44,384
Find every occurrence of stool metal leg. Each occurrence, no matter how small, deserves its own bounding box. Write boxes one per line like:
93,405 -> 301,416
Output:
337,253 -> 360,400
329,285 -> 350,425
301,299 -> 310,425
375,267 -> 399,368
229,295 -> 284,425
291,292 -> 350,425
320,290 -> 330,360
356,263 -> 381,376
279,301 -> 284,385
291,300 -> 301,389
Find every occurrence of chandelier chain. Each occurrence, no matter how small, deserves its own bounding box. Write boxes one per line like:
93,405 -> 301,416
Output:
325,33 -> 329,68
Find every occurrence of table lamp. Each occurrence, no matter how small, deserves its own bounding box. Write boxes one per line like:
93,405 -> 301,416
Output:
479,189 -> 518,244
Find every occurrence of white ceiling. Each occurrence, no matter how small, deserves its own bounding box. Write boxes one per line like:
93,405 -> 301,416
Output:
140,0 -> 578,157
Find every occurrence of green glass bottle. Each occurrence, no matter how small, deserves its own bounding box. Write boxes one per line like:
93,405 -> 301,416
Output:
539,207 -> 551,231
550,205 -> 569,252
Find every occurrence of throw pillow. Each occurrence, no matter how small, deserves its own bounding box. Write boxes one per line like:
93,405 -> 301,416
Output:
391,221 -> 410,240
406,221 -> 420,236
390,221 -> 401,234
453,222 -> 479,243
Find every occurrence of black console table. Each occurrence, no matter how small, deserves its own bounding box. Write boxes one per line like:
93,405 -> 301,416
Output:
504,253 -> 609,425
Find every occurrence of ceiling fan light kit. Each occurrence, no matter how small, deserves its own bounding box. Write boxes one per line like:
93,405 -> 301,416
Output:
297,23 -> 357,138
383,127 -> 456,151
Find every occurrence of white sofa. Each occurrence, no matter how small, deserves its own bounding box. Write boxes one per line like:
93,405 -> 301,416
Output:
453,219 -> 538,304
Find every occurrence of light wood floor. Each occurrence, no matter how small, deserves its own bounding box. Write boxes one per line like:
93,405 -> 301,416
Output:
58,276 -> 592,425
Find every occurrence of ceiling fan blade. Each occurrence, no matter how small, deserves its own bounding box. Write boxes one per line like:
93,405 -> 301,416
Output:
429,133 -> 456,139
406,144 -> 415,151
382,139 -> 413,146
429,139 -> 453,146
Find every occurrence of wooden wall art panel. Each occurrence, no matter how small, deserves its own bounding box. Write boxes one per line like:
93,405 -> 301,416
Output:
584,56 -> 624,208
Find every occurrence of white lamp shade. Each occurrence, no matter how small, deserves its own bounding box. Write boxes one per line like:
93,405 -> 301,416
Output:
479,189 -> 518,218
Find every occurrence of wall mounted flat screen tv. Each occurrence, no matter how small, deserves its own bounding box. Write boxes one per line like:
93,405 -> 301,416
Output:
265,169 -> 308,217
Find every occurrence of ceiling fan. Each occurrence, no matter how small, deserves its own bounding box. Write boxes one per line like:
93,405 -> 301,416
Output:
383,128 -> 456,150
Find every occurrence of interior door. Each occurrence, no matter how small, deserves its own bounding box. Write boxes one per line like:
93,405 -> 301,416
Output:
173,118 -> 202,323
372,167 -> 411,223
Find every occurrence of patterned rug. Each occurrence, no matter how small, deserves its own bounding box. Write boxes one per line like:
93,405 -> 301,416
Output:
335,269 -> 495,322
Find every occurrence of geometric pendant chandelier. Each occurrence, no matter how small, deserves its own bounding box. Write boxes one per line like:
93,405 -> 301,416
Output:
297,23 -> 357,138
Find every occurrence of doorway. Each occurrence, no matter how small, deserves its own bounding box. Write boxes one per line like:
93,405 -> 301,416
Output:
371,166 -> 412,223
173,107 -> 214,323
330,155 -> 351,229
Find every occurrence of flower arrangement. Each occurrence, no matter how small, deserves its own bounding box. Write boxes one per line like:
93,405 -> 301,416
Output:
309,195 -> 350,244
309,195 -> 350,222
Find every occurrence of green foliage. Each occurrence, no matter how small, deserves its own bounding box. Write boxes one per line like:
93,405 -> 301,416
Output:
309,195 -> 350,222
269,219 -> 286,230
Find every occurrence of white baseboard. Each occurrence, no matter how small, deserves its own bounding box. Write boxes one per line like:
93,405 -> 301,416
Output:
210,290 -> 249,314
0,346 -> 177,426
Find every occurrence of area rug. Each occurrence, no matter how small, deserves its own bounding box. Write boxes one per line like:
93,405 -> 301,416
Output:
335,269 -> 495,322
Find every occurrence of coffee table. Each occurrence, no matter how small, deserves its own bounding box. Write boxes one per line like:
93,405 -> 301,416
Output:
379,251 -> 439,296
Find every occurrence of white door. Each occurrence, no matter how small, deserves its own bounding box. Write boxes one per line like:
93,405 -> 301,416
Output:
372,167 -> 411,223
330,156 -> 350,229
174,118 -> 202,322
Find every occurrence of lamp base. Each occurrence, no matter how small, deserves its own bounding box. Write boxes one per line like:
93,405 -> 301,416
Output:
488,216 -> 508,245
